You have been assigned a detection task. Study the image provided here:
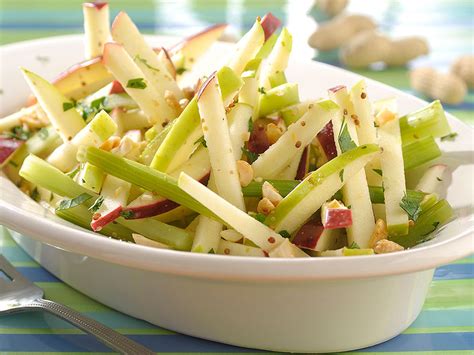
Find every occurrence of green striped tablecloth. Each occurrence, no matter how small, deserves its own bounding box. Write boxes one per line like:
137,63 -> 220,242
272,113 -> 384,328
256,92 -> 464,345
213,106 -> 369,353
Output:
0,0 -> 473,353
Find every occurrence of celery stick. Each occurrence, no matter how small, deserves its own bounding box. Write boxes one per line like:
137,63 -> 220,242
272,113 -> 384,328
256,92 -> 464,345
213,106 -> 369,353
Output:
27,126 -> 62,158
265,144 -> 381,234
121,219 -> 192,251
258,83 -> 299,117
79,146 -> 215,218
402,136 -> 441,170
399,100 -> 451,144
389,199 -> 454,248
56,204 -> 134,242
78,163 -> 105,193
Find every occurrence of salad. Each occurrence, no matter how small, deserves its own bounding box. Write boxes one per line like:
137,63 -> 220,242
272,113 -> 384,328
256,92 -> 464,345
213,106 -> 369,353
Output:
0,3 -> 455,258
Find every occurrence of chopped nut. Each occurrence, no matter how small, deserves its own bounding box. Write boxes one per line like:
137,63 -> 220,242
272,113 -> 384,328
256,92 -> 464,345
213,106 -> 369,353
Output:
374,239 -> 404,254
262,181 -> 283,206
266,122 -> 284,144
237,160 -> 254,187
164,90 -> 181,112
179,98 -> 190,110
100,136 -> 121,151
183,86 -> 195,100
257,197 -> 275,215
368,219 -> 388,247
375,108 -> 396,127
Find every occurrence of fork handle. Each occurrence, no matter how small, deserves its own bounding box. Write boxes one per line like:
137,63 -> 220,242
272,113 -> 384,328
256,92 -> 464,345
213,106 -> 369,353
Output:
11,299 -> 155,354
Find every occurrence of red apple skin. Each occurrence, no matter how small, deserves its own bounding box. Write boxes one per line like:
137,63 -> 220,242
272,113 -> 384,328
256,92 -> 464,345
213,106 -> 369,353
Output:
83,2 -> 108,10
196,71 -> 217,100
109,80 -> 125,94
295,146 -> 309,180
122,172 -> 211,219
248,123 -> 270,154
292,218 -> 325,250
323,209 -> 352,229
260,13 -> 282,40
328,85 -> 346,94
317,121 -> 337,161
90,205 -> 122,232
0,138 -> 24,165
157,47 -> 177,79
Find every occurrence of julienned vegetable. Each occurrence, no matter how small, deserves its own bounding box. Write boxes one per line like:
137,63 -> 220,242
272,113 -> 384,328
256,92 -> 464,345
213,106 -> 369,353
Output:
2,3 -> 455,258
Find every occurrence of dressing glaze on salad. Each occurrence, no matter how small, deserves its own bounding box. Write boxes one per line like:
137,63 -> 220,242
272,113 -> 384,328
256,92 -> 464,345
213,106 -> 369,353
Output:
0,2 -> 455,257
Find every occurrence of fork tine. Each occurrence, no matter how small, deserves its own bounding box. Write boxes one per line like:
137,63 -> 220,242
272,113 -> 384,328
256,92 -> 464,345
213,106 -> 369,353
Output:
0,255 -> 29,283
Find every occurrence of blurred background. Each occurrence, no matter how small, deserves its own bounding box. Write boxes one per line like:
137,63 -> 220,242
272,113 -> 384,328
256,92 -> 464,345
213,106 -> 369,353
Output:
0,0 -> 472,123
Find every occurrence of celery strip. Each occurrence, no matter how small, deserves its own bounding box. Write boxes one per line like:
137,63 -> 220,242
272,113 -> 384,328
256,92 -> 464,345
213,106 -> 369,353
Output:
79,146 -> 215,218
389,199 -> 454,248
402,136 -> 441,170
399,100 -> 451,144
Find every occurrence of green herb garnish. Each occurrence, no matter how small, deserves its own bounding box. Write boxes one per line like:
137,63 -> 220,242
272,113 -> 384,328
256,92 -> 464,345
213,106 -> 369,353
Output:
399,193 -> 423,221
279,230 -> 291,239
194,136 -> 207,148
248,117 -> 254,133
257,87 -> 266,94
56,193 -> 92,211
65,166 -> 80,179
3,126 -> 31,140
176,67 -> 187,75
126,78 -> 147,89
37,127 -> 49,140
241,146 -> 259,164
63,101 -> 75,111
338,118 -> 357,153
120,210 -> 135,219
373,169 -> 383,176
88,196 -> 104,213
339,169 -> 344,183
440,132 -> 458,142
348,241 -> 360,249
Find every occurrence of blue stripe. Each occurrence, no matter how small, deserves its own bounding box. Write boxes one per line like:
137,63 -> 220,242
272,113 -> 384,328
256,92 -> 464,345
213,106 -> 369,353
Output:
412,309 -> 474,328
0,311 -> 162,331
355,332 -> 474,352
433,264 -> 474,280
16,266 -> 59,283
0,334 -> 262,352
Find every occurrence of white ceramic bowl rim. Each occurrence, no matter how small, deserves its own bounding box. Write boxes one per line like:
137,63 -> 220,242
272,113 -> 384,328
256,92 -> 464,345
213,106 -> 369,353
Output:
0,35 -> 473,282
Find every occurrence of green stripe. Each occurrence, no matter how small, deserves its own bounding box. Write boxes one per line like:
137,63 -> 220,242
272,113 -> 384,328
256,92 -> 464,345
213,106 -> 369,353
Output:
423,279 -> 474,310
403,326 -> 474,334
451,256 -> 474,264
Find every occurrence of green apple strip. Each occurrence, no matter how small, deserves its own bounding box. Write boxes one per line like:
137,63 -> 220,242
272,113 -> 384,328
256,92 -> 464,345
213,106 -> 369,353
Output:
227,18 -> 265,75
21,68 -> 86,142
265,144 -> 381,234
351,80 -> 376,146
389,199 -> 454,248
111,11 -> 183,101
217,240 -> 266,257
399,100 -> 451,144
379,117 -> 409,237
102,42 -> 170,128
141,121 -> 174,166
280,100 -> 314,126
259,27 -> 292,90
228,103 -> 254,160
82,2 -> 111,59
329,86 -> 375,248
252,99 -> 337,179
258,83 -> 299,117
238,59 -> 262,121
178,172 -> 286,252
47,110 -> 117,172
56,204 -> 134,242
78,163 -> 105,193
198,75 -> 245,210
151,66 -> 243,173
79,146 -> 215,218
274,150 -> 303,179
255,32 -> 278,59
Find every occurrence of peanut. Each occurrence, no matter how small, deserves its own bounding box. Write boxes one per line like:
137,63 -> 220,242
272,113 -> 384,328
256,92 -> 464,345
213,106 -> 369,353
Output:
375,107 -> 396,127
262,181 -> 283,206
374,239 -> 404,254
266,122 -> 284,144
308,14 -> 376,51
368,219 -> 388,248
451,55 -> 474,88
100,136 -> 121,151
315,0 -> 348,18
340,31 -> 429,68
410,67 -> 467,105
257,197 -> 275,215
237,160 -> 254,187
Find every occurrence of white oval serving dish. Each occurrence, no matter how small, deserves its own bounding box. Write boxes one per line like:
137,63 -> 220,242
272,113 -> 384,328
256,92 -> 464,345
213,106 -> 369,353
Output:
0,35 -> 473,353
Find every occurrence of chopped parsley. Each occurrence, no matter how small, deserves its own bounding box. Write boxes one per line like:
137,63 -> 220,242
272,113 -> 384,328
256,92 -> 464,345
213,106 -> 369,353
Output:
348,241 -> 360,249
399,193 -> 423,222
339,169 -> 344,183
30,188 -> 40,201
62,101 -> 75,111
65,166 -> 80,179
37,127 -> 49,140
176,67 -> 187,75
120,210 -> 135,219
194,136 -> 207,148
257,87 -> 266,94
436,177 -> 443,182
3,125 -> 31,141
56,193 -> 92,211
249,212 -> 266,223
135,55 -> 161,72
90,96 -> 106,110
440,132 -> 458,142
373,169 -> 383,176
88,196 -> 104,213
241,146 -> 259,164
248,117 -> 254,133
126,78 -> 147,89
337,118 -> 357,153
279,230 -> 291,239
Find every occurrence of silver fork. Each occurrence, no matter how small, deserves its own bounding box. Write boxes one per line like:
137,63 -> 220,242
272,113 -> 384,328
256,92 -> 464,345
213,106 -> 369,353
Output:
0,255 -> 154,354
